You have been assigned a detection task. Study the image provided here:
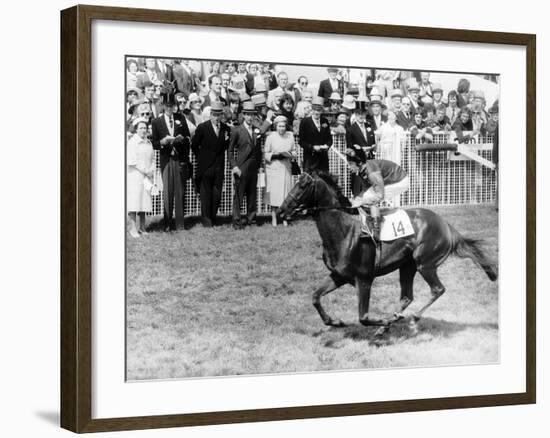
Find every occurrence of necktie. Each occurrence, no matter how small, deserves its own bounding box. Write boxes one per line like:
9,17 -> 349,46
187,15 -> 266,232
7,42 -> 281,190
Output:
169,117 -> 174,129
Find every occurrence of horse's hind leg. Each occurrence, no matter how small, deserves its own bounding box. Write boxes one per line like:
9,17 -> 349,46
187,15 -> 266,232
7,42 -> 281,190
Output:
413,266 -> 446,321
313,274 -> 346,327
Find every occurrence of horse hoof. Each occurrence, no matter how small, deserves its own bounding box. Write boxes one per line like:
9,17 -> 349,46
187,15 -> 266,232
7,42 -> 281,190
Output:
412,315 -> 421,322
329,318 -> 346,327
374,326 -> 390,337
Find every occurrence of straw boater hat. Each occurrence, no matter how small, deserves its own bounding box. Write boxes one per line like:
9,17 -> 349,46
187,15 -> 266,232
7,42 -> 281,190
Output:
369,97 -> 385,108
342,94 -> 356,110
390,89 -> 403,99
311,96 -> 325,109
240,93 -> 251,103
251,94 -> 267,107
241,101 -> 256,113
329,92 -> 342,102
369,87 -> 384,101
210,101 -> 224,113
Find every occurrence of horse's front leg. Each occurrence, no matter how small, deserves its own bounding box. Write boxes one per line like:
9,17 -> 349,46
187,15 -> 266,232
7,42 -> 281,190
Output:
313,274 -> 347,327
357,276 -> 387,326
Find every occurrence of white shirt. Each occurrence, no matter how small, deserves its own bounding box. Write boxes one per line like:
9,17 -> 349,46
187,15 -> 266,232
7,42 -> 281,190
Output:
164,114 -> 174,136
330,78 -> 339,91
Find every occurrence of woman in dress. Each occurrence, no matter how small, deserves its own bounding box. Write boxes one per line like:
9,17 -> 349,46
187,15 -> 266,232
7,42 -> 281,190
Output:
264,115 -> 296,227
127,119 -> 156,237
375,110 -> 405,163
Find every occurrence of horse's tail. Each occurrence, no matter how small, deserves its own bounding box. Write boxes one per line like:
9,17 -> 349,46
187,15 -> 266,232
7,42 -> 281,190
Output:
449,226 -> 498,281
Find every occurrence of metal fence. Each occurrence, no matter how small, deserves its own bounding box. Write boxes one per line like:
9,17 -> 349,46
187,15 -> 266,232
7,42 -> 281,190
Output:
148,131 -> 496,216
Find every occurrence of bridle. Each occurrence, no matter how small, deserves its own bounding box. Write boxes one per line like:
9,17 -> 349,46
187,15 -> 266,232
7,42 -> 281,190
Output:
286,172 -> 357,216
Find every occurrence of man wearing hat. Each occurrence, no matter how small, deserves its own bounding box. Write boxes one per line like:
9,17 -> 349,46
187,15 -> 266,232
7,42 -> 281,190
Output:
406,78 -> 421,112
227,102 -> 262,228
369,96 -> 387,130
250,94 -> 273,135
346,98 -> 377,196
318,67 -> 344,101
346,150 -> 410,241
389,88 -> 403,114
191,101 -> 231,227
151,94 -> 192,231
299,96 -> 333,172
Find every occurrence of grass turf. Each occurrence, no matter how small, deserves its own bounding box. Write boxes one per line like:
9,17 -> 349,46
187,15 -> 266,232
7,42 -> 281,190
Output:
126,204 -> 498,380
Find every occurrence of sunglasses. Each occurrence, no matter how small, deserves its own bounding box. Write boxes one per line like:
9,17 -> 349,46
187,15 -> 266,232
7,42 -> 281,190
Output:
300,82 -> 308,86
140,112 -> 150,116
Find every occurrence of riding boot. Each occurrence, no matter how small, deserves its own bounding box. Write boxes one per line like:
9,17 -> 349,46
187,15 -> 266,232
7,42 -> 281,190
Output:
372,216 -> 381,241
370,205 -> 381,241
358,208 -> 372,239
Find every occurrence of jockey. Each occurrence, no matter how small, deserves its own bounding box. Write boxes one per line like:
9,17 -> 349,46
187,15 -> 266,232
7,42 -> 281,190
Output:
345,149 -> 410,240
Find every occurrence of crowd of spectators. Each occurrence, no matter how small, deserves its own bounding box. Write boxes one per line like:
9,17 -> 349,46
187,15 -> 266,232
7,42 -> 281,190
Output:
126,58 -> 499,234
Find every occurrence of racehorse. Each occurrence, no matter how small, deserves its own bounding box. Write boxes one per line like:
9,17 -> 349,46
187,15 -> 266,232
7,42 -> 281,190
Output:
277,171 -> 497,336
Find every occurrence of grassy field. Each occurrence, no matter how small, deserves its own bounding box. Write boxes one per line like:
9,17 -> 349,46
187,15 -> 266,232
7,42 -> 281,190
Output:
126,205 -> 498,380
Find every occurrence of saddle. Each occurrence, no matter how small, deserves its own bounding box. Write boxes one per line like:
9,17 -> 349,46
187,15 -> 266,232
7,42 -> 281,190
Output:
359,208 -> 415,242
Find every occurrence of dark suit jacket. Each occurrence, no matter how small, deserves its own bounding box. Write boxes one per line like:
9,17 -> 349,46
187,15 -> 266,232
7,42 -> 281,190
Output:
228,124 -> 262,169
370,114 -> 387,130
299,116 -> 333,172
244,73 -> 255,96
346,121 -> 376,158
191,120 -> 231,179
317,78 -> 344,100
151,113 -> 191,171
396,111 -> 414,129
172,63 -> 195,98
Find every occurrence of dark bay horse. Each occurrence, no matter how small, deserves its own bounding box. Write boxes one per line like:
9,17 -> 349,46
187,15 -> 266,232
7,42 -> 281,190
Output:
278,171 -> 497,335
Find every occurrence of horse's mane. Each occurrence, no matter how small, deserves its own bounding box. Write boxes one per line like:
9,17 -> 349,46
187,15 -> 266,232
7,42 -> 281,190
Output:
313,170 -> 355,211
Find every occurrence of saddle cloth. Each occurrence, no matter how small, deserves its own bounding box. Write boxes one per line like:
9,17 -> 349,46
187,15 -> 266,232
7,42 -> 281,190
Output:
380,209 -> 415,241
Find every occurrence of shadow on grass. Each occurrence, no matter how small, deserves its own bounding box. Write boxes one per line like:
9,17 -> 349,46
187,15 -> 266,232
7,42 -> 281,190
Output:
144,214 -> 302,232
337,316 -> 498,346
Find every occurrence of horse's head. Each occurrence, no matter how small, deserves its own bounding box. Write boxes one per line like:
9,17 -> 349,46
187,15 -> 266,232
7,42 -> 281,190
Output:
278,171 -> 350,220
277,172 -> 316,221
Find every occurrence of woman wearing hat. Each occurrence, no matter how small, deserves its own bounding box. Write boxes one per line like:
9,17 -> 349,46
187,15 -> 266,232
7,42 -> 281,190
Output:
264,115 -> 296,227
127,118 -> 156,237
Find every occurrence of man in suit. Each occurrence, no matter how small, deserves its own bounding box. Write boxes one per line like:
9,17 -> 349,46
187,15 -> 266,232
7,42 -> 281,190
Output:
202,75 -> 226,109
172,60 -> 196,98
136,58 -> 164,89
228,102 -> 262,228
396,97 -> 414,129
267,71 -> 295,108
346,100 -> 377,195
151,95 -> 191,231
142,81 -> 162,119
317,67 -> 344,101
299,96 -> 333,172
191,101 -> 231,227
369,97 -> 387,130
